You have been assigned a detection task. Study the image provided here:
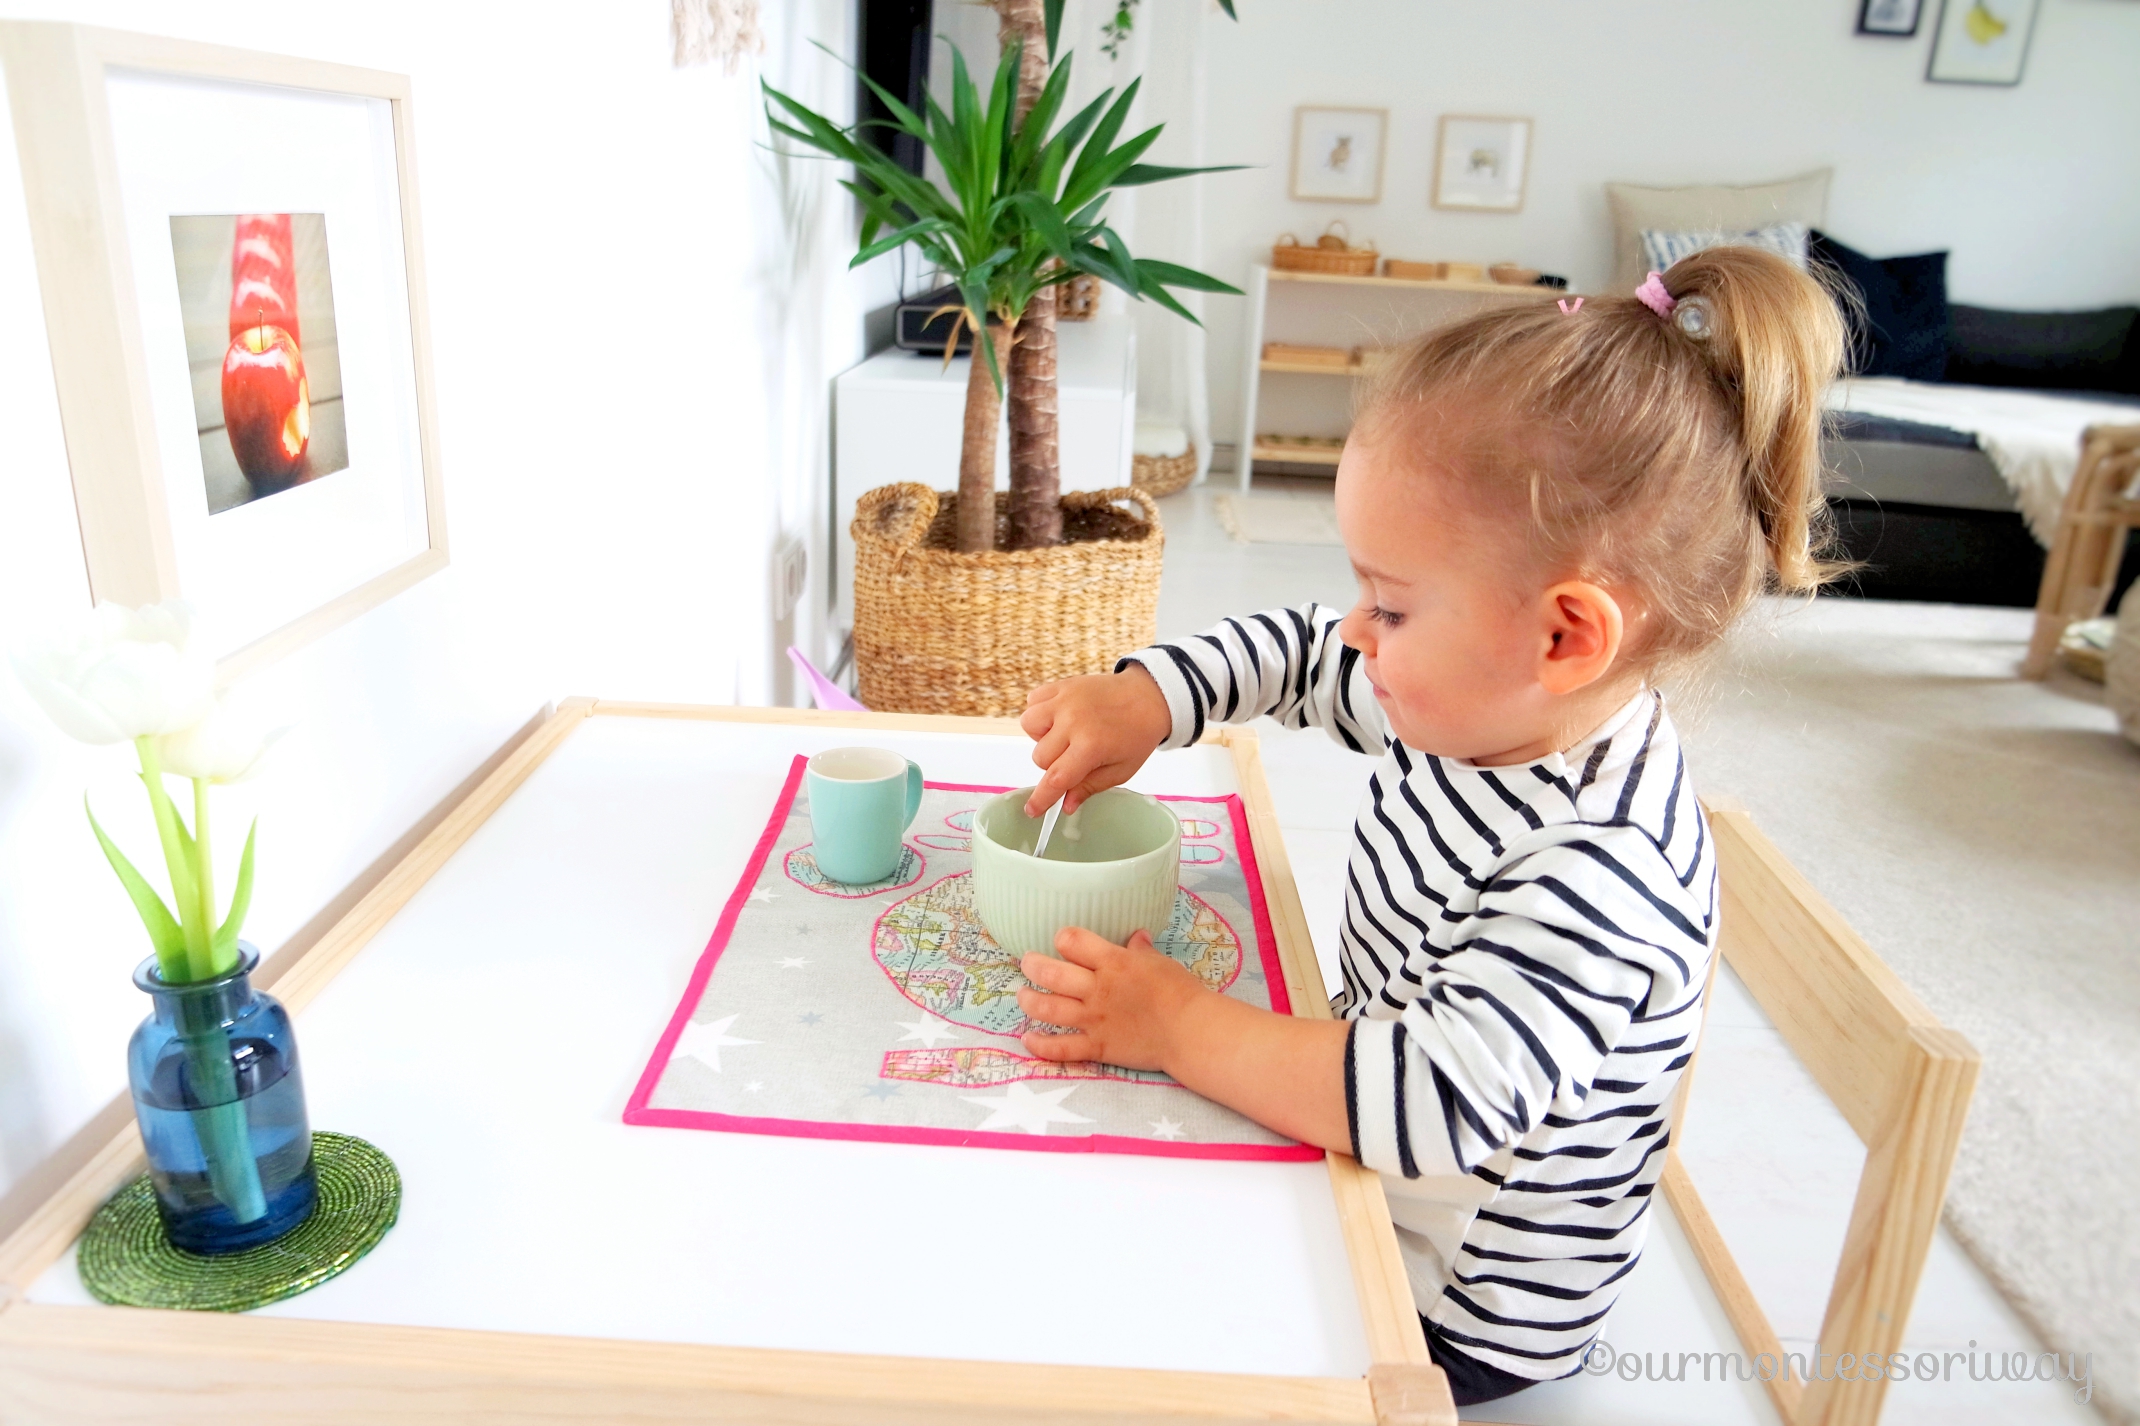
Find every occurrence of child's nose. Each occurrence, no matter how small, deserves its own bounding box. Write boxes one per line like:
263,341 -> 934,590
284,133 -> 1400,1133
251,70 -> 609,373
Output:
1338,606 -> 1374,654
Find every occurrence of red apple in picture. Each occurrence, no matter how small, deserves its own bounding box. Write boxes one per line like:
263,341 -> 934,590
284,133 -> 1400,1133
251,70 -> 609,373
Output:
220,324 -> 310,487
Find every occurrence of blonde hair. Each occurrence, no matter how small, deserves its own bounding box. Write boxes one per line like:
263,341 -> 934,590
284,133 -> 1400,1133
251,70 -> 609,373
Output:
1358,246 -> 1848,670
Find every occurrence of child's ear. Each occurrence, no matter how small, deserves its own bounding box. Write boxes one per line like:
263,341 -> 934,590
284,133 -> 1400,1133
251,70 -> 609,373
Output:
1536,581 -> 1627,695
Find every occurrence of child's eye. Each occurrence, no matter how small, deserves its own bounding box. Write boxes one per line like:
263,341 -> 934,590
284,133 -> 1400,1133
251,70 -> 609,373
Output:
1370,606 -> 1404,628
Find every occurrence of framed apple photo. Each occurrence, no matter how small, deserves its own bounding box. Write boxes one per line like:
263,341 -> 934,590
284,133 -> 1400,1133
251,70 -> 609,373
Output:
0,22 -> 446,681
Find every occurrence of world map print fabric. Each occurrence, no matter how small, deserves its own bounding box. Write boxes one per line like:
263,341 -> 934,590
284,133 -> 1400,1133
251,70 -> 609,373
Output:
624,755 -> 1319,1160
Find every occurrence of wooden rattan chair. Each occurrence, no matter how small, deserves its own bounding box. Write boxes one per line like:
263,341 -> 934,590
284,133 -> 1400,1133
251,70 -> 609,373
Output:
2023,425 -> 2140,679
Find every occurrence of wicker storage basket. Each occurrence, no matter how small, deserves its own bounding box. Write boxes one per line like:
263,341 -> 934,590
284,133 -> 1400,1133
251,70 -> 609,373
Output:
1057,272 -> 1101,321
1271,222 -> 1377,276
1132,444 -> 1198,498
852,483 -> 1163,716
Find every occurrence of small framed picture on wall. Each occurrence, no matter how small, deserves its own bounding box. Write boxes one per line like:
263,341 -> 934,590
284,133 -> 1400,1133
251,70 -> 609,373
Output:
1926,0 -> 2039,84
1432,116 -> 1532,213
1856,0 -> 1925,36
1289,106 -> 1387,204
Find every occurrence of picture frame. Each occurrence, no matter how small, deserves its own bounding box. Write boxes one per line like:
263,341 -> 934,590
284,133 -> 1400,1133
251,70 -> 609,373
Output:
1926,0 -> 2039,84
0,22 -> 447,683
1856,0 -> 1925,36
1288,106 -> 1386,205
1431,115 -> 1531,213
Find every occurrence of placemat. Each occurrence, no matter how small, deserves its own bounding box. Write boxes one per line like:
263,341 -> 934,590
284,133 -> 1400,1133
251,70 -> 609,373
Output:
78,1131 -> 401,1311
624,756 -> 1319,1161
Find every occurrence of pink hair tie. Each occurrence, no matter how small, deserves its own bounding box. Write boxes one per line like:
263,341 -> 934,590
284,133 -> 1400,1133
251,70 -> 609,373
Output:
1557,297 -> 1583,314
1634,271 -> 1677,317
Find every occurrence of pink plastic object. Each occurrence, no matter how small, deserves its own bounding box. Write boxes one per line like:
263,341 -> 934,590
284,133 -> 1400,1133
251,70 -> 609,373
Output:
1634,271 -> 1677,317
787,646 -> 866,712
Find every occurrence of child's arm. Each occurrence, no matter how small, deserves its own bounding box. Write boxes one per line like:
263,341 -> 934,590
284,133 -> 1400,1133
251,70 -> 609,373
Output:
1122,603 -> 1384,753
1020,603 -> 1381,816
1018,929 -> 1354,1153
1020,826 -> 1709,1172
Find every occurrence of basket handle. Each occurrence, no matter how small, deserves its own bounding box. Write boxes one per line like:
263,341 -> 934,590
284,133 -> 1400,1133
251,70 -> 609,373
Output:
1275,231 -> 1302,249
1321,219 -> 1351,248
855,482 -> 938,555
1113,485 -> 1162,528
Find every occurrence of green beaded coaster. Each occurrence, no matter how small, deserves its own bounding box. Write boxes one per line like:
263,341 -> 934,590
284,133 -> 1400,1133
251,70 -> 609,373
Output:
79,1131 -> 400,1312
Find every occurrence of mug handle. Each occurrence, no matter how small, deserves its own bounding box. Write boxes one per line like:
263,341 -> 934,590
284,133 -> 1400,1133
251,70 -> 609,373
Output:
902,761 -> 924,829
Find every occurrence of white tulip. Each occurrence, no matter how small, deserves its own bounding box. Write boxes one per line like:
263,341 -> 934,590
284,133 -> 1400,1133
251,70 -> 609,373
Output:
11,602 -> 215,745
156,693 -> 283,783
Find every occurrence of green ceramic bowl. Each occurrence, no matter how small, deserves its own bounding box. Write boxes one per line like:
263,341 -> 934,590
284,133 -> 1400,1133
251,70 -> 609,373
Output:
971,787 -> 1180,957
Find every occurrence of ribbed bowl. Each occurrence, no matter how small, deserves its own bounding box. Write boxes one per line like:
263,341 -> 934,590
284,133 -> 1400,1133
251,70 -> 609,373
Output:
970,788 -> 1180,957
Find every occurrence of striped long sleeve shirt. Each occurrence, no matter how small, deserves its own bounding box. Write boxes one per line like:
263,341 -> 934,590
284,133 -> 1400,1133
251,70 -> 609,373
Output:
1122,604 -> 1716,1380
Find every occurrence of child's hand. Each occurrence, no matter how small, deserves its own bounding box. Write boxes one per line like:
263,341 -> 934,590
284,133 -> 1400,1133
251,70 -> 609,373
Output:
1017,928 -> 1208,1072
1020,667 -> 1173,817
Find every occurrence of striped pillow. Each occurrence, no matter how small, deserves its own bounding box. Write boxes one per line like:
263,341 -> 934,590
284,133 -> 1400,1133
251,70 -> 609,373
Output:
1640,221 -> 1810,273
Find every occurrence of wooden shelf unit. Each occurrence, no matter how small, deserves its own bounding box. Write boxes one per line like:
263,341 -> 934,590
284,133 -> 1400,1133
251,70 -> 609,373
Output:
1236,263 -> 1563,491
1267,268 -> 1545,298
1251,441 -> 1345,467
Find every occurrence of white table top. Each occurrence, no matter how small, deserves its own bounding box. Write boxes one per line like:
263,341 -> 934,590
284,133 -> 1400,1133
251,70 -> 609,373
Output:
33,714 -> 1372,1380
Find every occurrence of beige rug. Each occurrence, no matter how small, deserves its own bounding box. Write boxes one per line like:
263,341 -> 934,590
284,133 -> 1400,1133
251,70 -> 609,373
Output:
1213,493 -> 1346,546
1677,597 -> 2140,1425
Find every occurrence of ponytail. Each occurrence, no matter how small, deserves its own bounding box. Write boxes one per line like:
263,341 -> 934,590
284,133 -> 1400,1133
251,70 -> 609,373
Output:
1358,244 -> 1850,672
1656,248 -> 1848,594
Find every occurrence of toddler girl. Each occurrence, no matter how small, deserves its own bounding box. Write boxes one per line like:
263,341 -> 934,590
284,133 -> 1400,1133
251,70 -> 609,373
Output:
1014,248 -> 1845,1405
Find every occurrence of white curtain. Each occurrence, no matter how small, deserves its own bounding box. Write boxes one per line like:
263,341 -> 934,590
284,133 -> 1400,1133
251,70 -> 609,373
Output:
1097,0 -> 1215,482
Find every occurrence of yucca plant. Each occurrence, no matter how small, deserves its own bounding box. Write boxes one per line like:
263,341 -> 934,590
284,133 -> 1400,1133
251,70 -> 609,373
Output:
766,41 -> 1238,552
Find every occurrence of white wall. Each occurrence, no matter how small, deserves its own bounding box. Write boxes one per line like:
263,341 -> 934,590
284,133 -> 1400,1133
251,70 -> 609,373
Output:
0,0 -> 886,1200
1197,0 -> 2140,441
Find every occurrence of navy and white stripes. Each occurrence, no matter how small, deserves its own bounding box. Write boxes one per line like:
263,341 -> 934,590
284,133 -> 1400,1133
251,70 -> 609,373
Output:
1123,604 -> 1715,1381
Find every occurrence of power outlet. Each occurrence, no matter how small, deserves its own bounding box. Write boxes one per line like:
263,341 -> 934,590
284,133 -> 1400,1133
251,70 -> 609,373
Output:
771,538 -> 808,621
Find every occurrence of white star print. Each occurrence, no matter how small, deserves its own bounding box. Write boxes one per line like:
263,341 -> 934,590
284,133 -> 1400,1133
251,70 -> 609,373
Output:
1149,1117 -> 1186,1141
778,956 -> 810,969
959,1083 -> 1095,1136
893,1015 -> 963,1048
744,1081 -> 764,1094
673,1013 -> 758,1073
747,889 -> 776,904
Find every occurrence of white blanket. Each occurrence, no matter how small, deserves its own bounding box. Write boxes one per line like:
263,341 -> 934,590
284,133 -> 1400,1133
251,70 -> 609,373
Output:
1825,376 -> 2140,544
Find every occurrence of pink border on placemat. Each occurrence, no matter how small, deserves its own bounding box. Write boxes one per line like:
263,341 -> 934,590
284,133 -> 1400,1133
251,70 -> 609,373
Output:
622,756 -> 1320,1162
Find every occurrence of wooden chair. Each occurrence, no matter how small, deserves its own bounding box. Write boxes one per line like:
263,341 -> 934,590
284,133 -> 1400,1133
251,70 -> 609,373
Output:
2023,425 -> 2140,679
1659,801 -> 1981,1426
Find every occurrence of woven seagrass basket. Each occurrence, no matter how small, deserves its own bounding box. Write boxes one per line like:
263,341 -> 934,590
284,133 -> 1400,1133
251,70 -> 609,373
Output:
1131,444 -> 1198,498
1271,221 -> 1377,276
852,483 -> 1163,717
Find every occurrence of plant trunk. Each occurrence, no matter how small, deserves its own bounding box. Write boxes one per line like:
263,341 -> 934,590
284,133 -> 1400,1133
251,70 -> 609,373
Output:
958,318 -> 1012,552
993,0 -> 1063,550
991,0 -> 1050,116
1007,284 -> 1062,547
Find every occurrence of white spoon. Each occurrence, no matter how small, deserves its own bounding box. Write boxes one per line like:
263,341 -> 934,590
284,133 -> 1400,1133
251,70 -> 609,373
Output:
1032,798 -> 1064,859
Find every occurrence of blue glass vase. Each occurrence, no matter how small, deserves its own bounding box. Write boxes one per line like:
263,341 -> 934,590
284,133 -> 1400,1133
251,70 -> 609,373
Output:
128,943 -> 317,1254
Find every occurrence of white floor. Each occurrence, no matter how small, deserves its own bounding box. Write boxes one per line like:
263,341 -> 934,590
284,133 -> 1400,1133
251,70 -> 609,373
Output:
1153,477 -> 2107,1425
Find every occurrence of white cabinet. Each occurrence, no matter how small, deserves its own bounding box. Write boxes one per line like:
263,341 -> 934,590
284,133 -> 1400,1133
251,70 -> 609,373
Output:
832,317 -> 1136,630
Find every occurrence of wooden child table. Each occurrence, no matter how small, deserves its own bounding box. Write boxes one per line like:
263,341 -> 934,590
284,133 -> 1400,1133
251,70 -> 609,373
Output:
0,702 -> 1458,1426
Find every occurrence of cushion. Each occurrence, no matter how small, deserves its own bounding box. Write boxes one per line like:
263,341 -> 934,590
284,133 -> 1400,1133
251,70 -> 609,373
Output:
1641,222 -> 1810,274
1133,421 -> 1190,459
1604,169 -> 1831,294
1945,304 -> 2140,396
1810,230 -> 1951,383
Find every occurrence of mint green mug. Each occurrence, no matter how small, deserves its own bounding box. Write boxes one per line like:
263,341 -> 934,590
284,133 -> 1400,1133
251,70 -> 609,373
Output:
806,746 -> 923,884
